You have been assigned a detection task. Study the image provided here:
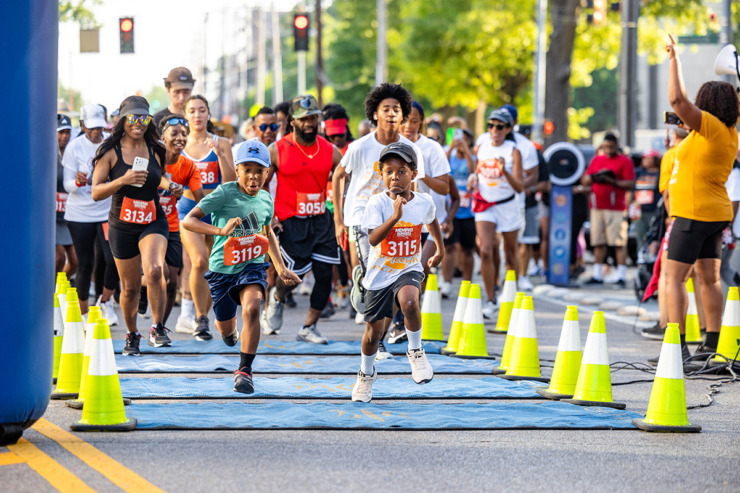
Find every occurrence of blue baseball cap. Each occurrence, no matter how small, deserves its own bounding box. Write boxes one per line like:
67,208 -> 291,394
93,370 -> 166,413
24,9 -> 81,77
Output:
501,104 -> 518,121
235,139 -> 271,168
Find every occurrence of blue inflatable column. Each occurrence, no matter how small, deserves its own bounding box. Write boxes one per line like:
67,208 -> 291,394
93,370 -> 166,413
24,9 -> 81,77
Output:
0,0 -> 57,445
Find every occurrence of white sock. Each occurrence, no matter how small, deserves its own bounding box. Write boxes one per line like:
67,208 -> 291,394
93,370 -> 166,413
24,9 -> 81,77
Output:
361,352 -> 376,375
406,329 -> 422,350
181,298 -> 194,317
617,264 -> 627,279
593,264 -> 603,280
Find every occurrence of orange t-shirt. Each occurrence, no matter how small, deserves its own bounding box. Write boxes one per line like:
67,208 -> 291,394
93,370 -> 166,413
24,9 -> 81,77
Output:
659,146 -> 676,194
160,155 -> 203,232
668,111 -> 738,222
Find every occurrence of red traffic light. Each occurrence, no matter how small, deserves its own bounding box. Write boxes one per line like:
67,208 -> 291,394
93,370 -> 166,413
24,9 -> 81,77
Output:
120,18 -> 133,32
294,15 -> 308,30
544,121 -> 554,135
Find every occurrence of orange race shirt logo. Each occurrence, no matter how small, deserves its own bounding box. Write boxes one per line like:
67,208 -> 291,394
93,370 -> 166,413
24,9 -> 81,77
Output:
296,192 -> 326,216
224,234 -> 269,266
56,192 -> 68,213
120,197 -> 155,224
196,161 -> 219,185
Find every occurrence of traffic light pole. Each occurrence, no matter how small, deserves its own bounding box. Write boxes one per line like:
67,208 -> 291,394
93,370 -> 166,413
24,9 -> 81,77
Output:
298,51 -> 306,94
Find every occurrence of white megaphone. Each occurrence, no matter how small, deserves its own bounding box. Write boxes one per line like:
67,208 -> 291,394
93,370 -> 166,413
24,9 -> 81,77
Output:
714,44 -> 740,78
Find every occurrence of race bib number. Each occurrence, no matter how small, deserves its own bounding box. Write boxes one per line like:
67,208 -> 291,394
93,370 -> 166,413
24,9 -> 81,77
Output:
381,224 -> 422,259
296,192 -> 326,216
56,192 -> 68,213
120,197 -> 156,224
459,191 -> 471,209
159,194 -> 175,217
635,189 -> 654,205
196,161 -> 219,185
224,234 -> 269,266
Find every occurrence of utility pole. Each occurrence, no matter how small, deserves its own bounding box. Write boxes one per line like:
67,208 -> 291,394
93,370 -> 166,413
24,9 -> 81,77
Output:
618,0 -> 639,150
719,0 -> 734,83
271,4 -> 283,104
256,7 -> 266,106
315,0 -> 323,106
375,0 -> 387,86
532,0 -> 548,145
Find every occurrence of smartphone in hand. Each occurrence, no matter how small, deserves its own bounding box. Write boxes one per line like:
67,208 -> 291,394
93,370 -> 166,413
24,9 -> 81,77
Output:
131,157 -> 148,187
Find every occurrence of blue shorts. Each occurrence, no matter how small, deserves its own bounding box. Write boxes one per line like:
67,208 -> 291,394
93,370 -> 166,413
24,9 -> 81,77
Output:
177,196 -> 211,225
204,262 -> 269,322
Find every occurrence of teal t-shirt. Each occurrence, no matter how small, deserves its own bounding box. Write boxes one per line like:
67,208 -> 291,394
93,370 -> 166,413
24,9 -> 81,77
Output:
197,183 -> 274,274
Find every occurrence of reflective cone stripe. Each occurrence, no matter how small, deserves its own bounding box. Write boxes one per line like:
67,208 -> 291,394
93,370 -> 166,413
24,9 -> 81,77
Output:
53,300 -> 85,398
421,274 -> 444,341
504,296 -> 541,378
714,287 -> 740,364
499,292 -> 526,371
633,323 -> 700,432
443,281 -> 470,353
493,270 -> 517,333
53,288 -> 66,380
78,307 -> 102,403
455,284 -> 488,357
73,319 -> 135,430
539,306 -> 582,398
685,278 -> 701,343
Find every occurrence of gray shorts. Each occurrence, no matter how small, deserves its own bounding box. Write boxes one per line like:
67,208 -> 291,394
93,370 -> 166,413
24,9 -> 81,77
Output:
520,206 -> 540,245
56,222 -> 73,246
364,271 -> 425,323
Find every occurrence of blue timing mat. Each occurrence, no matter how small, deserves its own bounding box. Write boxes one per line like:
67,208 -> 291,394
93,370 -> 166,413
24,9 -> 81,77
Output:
112,339 -> 446,355
115,354 -> 496,374
119,376 -> 542,400
130,401 -> 642,430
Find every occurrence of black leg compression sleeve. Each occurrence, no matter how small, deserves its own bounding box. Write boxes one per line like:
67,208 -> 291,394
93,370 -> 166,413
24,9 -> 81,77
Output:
310,261 -> 334,311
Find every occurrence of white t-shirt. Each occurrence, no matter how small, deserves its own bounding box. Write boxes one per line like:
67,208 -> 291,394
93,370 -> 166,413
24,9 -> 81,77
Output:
361,191 -> 436,290
412,134 -> 451,224
62,133 -> 111,222
477,131 -> 537,207
476,139 -> 518,203
725,167 -> 740,237
340,131 -> 426,227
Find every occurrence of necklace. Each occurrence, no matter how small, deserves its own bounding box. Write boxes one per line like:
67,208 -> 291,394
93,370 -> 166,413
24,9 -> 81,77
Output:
294,137 -> 319,159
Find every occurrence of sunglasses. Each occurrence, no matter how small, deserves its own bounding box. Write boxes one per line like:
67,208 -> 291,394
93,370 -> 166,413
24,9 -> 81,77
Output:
165,117 -> 189,127
258,123 -> 279,132
487,123 -> 507,130
126,114 -> 152,126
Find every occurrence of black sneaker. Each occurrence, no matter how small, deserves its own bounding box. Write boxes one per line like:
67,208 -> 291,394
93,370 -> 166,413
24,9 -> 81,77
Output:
148,324 -> 172,347
123,332 -> 141,356
138,286 -> 148,315
692,343 -> 717,362
320,302 -> 335,319
222,327 -> 240,347
614,279 -> 626,288
286,292 -> 297,308
193,315 -> 213,341
648,344 -> 691,366
641,323 -> 665,340
387,323 -> 408,344
584,277 -> 604,285
234,368 -> 254,394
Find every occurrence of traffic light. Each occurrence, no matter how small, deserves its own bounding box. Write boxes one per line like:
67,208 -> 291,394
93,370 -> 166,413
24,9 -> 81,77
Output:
120,17 -> 134,54
294,13 -> 309,52
544,121 -> 554,136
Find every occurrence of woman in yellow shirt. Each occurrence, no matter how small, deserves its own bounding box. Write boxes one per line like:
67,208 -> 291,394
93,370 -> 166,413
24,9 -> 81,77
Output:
664,34 -> 740,361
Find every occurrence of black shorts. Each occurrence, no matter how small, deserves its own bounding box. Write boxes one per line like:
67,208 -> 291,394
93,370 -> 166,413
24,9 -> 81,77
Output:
667,217 -> 727,264
364,271 -> 425,323
204,262 -> 269,322
165,231 -> 183,270
279,211 -> 340,276
108,215 -> 169,260
444,217 -> 476,250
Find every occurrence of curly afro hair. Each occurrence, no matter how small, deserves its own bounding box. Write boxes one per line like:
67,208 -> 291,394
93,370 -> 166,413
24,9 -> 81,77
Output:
694,81 -> 740,128
364,83 -> 413,125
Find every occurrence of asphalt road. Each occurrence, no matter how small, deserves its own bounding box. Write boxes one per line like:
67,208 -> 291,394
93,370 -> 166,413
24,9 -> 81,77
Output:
3,276 -> 739,492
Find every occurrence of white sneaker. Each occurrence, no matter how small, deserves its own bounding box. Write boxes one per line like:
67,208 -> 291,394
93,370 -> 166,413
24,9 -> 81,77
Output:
604,271 -> 624,284
351,369 -> 376,402
296,324 -> 328,344
439,280 -> 453,298
264,287 -> 285,332
481,300 -> 498,320
261,309 -> 279,335
518,276 -> 534,291
97,296 -> 119,326
175,313 -> 197,334
375,340 -> 394,361
355,312 -> 365,325
407,348 -> 434,384
299,272 -> 314,296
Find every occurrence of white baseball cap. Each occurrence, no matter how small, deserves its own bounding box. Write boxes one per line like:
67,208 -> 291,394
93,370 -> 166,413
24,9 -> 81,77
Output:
80,104 -> 107,129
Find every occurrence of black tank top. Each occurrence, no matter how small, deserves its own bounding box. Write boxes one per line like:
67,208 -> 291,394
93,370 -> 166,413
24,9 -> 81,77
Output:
108,144 -> 164,228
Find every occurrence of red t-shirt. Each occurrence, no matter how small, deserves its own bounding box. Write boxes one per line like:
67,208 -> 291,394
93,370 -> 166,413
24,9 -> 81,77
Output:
159,155 -> 203,232
586,154 -> 635,211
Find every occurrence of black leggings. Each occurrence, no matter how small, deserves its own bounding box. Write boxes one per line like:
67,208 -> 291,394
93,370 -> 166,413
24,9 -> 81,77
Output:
67,221 -> 119,302
309,260 -> 334,312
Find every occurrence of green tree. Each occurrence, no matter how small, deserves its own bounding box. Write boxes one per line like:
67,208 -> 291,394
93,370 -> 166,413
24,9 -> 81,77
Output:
59,0 -> 100,27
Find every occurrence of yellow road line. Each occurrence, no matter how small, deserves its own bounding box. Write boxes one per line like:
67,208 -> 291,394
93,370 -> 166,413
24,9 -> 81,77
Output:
0,451 -> 26,466
32,419 -> 165,493
7,439 -> 95,493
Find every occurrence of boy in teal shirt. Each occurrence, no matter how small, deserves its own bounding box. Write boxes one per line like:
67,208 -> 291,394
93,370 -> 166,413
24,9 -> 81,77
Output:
183,139 -> 300,393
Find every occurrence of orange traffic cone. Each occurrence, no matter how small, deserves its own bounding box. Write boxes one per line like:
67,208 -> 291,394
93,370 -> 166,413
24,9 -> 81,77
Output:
684,278 -> 701,345
491,292 -> 525,375
52,299 -> 85,399
441,281 -> 470,355
563,311 -> 625,409
454,283 -> 489,358
633,323 -> 701,432
501,296 -> 548,382
537,306 -> 582,399
714,287 -> 740,368
421,274 -> 444,341
490,270 -> 516,334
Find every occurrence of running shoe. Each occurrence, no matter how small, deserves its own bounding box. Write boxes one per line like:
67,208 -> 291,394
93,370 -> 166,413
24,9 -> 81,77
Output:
387,324 -> 408,344
648,344 -> 691,366
355,312 -> 365,325
334,285 -> 350,309
350,265 -> 366,313
320,302 -> 335,319
481,300 -> 498,320
439,280 -> 453,298
518,276 -> 534,291
640,323 -> 665,340
375,339 -> 393,360
97,295 -> 119,326
286,292 -> 297,308
261,310 -> 279,335
123,332 -> 141,356
692,343 -> 717,362
233,368 -> 254,394
175,312 -> 197,334
148,324 -> 172,347
264,287 -> 285,332
351,368 -> 376,402
299,272 -> 314,296
604,271 -> 624,284
222,327 -> 240,347
407,347 -> 434,384
296,323 -> 328,344
193,315 -> 213,341
138,286 -> 149,318
583,277 -> 603,285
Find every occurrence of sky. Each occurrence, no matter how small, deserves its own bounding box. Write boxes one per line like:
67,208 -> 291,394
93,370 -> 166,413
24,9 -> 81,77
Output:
58,0 -> 301,113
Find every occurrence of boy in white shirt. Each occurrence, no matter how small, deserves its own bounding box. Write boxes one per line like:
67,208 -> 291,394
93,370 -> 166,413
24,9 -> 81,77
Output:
351,142 -> 444,402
